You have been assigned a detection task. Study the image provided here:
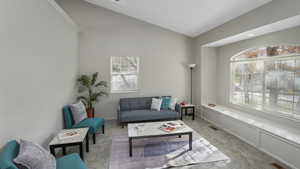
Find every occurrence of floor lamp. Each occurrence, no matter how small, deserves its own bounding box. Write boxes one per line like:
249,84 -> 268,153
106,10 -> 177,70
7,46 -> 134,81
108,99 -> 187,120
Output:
188,64 -> 196,104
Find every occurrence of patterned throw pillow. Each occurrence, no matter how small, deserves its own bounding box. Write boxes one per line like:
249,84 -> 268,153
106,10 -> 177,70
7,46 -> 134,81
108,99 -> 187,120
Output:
160,96 -> 171,110
70,101 -> 88,124
14,140 -> 56,169
151,98 -> 162,111
169,97 -> 178,110
14,163 -> 28,169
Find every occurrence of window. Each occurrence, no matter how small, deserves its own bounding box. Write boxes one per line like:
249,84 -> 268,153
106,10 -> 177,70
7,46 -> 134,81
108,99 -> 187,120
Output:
111,56 -> 139,93
230,45 -> 300,117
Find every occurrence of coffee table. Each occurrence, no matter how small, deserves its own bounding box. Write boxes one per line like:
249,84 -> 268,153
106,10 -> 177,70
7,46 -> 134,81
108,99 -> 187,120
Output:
49,128 -> 89,160
128,120 -> 193,157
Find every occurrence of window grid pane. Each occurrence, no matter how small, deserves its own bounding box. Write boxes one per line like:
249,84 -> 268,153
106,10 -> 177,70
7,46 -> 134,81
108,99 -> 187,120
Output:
264,60 -> 295,113
231,46 -> 300,117
111,56 -> 139,92
231,61 -> 263,106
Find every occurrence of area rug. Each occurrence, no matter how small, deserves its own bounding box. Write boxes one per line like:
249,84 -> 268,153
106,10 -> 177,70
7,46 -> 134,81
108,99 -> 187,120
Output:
109,131 -> 230,169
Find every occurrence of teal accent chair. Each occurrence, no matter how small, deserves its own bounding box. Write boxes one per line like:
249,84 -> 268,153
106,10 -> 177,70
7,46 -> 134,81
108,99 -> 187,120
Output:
63,105 -> 105,144
0,140 -> 88,169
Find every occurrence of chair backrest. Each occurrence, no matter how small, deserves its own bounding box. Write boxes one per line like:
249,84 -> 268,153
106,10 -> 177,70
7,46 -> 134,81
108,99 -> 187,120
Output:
0,140 -> 19,169
119,96 -> 171,111
63,105 -> 75,129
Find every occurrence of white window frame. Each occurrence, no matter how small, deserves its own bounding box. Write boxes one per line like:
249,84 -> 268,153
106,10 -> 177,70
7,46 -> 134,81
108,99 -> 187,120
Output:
110,56 -> 139,93
229,46 -> 300,121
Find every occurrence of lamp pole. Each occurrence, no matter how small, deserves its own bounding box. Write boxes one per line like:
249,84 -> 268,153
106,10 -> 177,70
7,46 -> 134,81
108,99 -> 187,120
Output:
188,64 -> 196,104
190,67 -> 193,104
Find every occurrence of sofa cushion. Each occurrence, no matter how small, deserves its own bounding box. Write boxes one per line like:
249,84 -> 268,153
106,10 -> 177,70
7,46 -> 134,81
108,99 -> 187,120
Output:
120,97 -> 153,111
120,110 -> 178,122
0,140 -> 19,169
56,154 -> 87,169
73,117 -> 104,134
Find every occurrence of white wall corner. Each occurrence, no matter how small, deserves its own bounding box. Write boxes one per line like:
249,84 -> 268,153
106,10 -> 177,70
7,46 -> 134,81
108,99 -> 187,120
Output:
47,0 -> 78,31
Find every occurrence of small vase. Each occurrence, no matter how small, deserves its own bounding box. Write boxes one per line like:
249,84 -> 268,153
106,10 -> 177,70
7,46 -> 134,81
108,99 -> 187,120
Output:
86,108 -> 95,118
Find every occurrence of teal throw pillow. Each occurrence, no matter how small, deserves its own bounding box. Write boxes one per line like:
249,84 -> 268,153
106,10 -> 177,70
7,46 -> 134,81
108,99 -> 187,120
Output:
161,96 -> 171,110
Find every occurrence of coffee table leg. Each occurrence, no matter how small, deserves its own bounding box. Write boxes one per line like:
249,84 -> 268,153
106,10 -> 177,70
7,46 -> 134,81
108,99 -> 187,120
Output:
79,143 -> 84,160
189,133 -> 192,150
86,135 -> 89,152
129,138 -> 132,157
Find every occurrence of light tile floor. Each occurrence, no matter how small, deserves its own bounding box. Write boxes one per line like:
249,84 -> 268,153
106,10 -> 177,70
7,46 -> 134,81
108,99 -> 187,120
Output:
64,117 -> 290,169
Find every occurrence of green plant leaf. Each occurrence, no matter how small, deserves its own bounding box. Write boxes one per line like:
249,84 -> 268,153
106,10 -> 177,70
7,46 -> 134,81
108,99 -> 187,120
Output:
78,86 -> 86,93
91,92 -> 108,102
95,81 -> 108,87
77,75 -> 91,87
76,72 -> 109,108
77,96 -> 88,105
91,72 -> 98,86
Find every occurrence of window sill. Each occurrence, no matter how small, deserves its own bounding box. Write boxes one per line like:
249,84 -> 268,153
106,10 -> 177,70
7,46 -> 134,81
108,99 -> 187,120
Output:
111,90 -> 138,94
230,103 -> 300,123
201,104 -> 300,147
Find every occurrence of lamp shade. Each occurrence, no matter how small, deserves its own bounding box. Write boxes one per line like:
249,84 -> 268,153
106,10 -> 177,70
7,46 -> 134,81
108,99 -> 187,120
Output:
188,64 -> 196,68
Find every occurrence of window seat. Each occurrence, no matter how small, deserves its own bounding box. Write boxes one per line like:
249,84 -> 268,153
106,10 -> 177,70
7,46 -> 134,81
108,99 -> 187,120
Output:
201,104 -> 300,147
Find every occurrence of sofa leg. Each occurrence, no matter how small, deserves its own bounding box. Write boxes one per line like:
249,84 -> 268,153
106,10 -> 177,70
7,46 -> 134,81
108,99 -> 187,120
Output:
93,134 -> 96,144
102,125 -> 105,134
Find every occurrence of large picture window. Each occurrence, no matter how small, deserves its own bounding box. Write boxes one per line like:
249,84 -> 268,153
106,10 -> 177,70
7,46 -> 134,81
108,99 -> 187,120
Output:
230,45 -> 300,117
111,56 -> 139,93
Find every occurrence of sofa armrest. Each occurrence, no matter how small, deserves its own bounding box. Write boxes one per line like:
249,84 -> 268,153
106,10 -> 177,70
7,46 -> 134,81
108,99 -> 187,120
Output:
117,104 -> 121,123
175,103 -> 181,119
175,103 -> 180,113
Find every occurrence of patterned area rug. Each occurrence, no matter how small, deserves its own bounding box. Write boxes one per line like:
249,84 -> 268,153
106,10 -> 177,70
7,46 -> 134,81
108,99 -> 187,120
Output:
109,131 -> 230,169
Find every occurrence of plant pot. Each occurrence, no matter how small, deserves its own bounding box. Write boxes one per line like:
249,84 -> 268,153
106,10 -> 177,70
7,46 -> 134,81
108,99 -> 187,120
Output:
86,108 -> 95,118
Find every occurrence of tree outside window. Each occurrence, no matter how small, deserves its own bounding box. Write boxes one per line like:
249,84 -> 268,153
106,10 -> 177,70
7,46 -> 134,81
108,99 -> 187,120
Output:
231,45 -> 300,117
111,56 -> 139,93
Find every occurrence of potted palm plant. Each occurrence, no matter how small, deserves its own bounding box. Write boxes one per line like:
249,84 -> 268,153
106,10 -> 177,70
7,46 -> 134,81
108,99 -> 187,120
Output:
77,72 -> 108,118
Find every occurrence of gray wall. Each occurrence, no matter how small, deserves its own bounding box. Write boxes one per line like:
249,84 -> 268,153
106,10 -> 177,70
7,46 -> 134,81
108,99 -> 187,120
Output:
57,0 -> 193,120
200,47 -> 217,105
0,0 -> 78,146
194,0 -> 300,107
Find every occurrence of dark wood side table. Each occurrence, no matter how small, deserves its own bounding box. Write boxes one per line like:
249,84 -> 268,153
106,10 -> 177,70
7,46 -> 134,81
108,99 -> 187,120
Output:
180,104 -> 195,120
49,128 -> 89,160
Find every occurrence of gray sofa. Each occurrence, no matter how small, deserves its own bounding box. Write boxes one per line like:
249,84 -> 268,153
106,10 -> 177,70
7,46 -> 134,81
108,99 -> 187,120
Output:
118,96 -> 180,127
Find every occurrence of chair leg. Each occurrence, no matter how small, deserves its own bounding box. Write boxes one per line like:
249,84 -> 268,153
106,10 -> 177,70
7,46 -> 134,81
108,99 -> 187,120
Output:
102,125 -> 105,134
93,134 -> 96,144
122,123 -> 124,128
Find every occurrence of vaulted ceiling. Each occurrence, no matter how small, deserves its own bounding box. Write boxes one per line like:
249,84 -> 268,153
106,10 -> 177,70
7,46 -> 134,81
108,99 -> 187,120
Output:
84,0 -> 272,37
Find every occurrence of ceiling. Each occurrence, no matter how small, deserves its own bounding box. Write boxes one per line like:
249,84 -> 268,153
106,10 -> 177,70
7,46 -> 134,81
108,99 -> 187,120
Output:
203,14 -> 300,47
84,0 -> 271,37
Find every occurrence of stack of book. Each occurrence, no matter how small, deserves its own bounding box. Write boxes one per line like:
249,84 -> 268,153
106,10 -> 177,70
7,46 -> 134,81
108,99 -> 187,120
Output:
159,122 -> 184,133
58,130 -> 80,140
